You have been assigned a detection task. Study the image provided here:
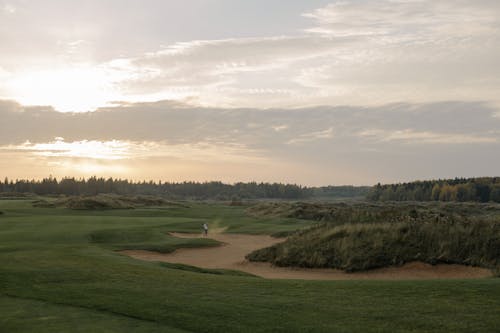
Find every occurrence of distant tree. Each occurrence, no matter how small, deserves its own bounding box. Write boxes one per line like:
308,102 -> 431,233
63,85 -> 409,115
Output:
0,176 -> 322,200
367,177 -> 500,203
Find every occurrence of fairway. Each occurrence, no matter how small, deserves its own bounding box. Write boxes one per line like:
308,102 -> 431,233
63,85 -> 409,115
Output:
1,198 -> 499,332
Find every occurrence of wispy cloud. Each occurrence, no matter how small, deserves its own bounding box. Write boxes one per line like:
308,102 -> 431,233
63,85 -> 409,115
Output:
287,127 -> 334,145
1,137 -> 265,163
115,0 -> 500,109
303,0 -> 499,38
1,1 -> 499,111
358,129 -> 498,144
272,125 -> 289,132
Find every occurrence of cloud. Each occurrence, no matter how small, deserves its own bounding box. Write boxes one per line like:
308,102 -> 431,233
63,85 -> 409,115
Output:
1,99 -> 499,146
1,3 -> 15,14
272,125 -> 289,132
358,129 -> 498,144
1,0 -> 499,111
1,99 -> 500,185
296,0 -> 500,105
107,0 -> 500,109
116,35 -> 354,106
303,0 -> 500,38
1,137 -> 265,163
287,127 -> 334,145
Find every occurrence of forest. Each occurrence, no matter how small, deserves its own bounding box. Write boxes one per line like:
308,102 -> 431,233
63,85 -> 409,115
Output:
367,177 -> 500,203
0,177 -> 367,200
3,176 -> 500,202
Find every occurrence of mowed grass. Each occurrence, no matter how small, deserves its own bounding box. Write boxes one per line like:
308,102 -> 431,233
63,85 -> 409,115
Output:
0,199 -> 499,332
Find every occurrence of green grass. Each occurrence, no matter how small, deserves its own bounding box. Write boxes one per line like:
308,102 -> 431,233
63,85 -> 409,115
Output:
157,262 -> 257,277
0,198 -> 499,332
0,295 -> 183,333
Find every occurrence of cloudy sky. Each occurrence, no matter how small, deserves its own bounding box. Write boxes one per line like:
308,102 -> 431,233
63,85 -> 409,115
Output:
1,0 -> 499,185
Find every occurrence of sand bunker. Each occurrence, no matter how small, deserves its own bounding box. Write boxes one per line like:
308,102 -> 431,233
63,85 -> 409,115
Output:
120,232 -> 493,280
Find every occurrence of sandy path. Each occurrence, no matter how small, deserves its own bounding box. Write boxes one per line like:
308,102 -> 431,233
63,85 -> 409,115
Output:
120,232 -> 493,280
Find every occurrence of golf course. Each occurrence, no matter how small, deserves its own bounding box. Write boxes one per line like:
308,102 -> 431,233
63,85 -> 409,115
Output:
3,0 -> 500,331
1,197 -> 499,332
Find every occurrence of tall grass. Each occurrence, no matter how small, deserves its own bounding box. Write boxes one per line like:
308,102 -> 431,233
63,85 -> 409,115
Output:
247,203 -> 500,272
247,201 -> 500,225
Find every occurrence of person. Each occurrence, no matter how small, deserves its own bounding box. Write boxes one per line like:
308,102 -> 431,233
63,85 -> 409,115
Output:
202,223 -> 208,236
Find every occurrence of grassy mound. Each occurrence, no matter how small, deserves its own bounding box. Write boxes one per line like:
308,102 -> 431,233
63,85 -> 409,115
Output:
247,202 -> 500,272
32,199 -> 57,208
0,192 -> 36,200
33,194 -> 189,210
246,201 -> 500,223
65,196 -> 134,209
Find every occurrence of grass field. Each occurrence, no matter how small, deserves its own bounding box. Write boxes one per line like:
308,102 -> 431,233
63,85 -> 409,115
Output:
1,199 -> 499,332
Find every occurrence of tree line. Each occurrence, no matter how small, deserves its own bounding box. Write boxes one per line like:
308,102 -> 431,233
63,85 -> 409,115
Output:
0,177 -> 315,199
367,177 -> 500,203
0,177 -> 373,200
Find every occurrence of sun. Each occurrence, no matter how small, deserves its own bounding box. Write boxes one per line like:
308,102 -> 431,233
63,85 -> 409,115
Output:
6,65 -> 120,113
3,62 -> 195,113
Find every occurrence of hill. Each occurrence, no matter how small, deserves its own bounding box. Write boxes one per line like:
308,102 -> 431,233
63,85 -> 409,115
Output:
247,201 -> 500,273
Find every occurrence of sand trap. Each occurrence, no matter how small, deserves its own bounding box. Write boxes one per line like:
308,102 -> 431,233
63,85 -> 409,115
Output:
120,232 -> 493,280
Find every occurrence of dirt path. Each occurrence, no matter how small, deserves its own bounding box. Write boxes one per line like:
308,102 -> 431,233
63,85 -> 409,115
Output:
120,232 -> 493,280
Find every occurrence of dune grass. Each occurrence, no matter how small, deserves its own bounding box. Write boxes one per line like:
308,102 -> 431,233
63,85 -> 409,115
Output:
248,220 -> 500,272
0,199 -> 499,332
247,202 -> 500,272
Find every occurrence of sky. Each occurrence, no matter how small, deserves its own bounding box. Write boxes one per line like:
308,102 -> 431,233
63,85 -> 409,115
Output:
1,0 -> 500,185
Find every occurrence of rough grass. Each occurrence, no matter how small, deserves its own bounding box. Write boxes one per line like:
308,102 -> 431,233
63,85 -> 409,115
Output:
247,201 -> 500,224
248,220 -> 500,271
33,194 -> 189,210
247,201 -> 500,272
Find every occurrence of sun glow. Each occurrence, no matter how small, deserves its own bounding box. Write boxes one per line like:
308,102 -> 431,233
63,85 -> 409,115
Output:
3,138 -> 264,163
26,138 -> 131,160
5,66 -> 121,112
3,62 -> 197,112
